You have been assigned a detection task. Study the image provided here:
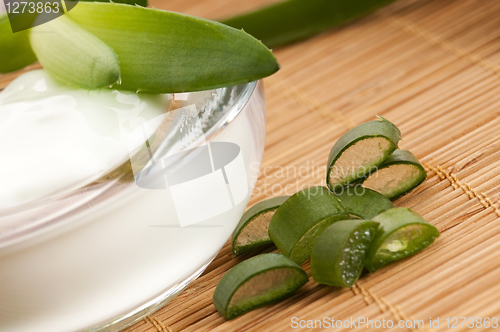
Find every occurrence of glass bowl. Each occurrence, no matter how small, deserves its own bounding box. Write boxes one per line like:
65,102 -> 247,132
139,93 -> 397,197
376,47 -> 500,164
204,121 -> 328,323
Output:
0,70 -> 266,332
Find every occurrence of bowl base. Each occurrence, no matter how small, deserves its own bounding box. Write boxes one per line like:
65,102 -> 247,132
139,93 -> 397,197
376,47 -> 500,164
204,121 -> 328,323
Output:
87,257 -> 214,332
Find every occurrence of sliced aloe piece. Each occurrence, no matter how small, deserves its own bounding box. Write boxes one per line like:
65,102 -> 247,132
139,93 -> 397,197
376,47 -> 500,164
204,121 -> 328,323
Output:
0,14 -> 37,73
365,207 -> 440,272
221,0 -> 396,48
311,219 -> 379,287
67,2 -> 279,93
335,186 -> 394,219
362,150 -> 427,200
268,186 -> 349,264
29,14 -> 120,90
213,253 -> 308,320
232,196 -> 290,255
326,117 -> 401,191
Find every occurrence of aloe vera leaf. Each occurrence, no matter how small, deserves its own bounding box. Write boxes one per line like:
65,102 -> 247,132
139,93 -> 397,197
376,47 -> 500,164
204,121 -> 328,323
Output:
311,219 -> 379,287
67,2 -> 279,93
335,186 -> 394,219
0,0 -> 146,75
79,0 -> 148,6
0,14 -> 37,73
362,150 -> 427,199
268,186 -> 349,264
221,0 -> 397,48
365,207 -> 440,272
213,253 -> 308,320
326,117 -> 401,191
232,196 -> 290,255
29,14 -> 120,90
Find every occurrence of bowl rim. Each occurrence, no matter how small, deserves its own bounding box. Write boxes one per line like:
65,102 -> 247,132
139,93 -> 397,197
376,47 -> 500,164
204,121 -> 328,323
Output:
0,79 -> 259,250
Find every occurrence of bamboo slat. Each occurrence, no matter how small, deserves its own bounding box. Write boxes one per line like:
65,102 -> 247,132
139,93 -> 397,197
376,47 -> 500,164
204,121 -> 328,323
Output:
2,0 -> 499,331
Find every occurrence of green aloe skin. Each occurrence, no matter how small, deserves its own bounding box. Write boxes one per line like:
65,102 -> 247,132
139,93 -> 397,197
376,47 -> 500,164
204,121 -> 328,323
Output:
365,207 -> 440,272
0,0 -> 147,74
2,1 -> 278,93
30,14 -> 121,90
268,186 -> 349,264
66,2 -> 279,92
232,196 -> 290,255
221,0 -> 397,48
0,14 -> 37,73
1,0 -> 399,78
335,186 -> 394,219
79,0 -> 148,6
311,219 -> 379,287
326,117 -> 401,191
361,149 -> 427,200
213,253 -> 308,320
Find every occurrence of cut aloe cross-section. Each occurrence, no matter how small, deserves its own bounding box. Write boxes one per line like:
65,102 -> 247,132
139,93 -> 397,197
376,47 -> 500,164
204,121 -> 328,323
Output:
326,117 -> 401,191
268,186 -> 349,264
213,253 -> 308,320
311,219 -> 379,287
232,196 -> 290,255
362,150 -> 427,200
335,186 -> 394,220
365,207 -> 440,272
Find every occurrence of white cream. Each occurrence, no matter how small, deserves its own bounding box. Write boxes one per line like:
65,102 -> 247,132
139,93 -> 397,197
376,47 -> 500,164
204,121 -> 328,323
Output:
0,70 -> 168,209
0,71 -> 264,332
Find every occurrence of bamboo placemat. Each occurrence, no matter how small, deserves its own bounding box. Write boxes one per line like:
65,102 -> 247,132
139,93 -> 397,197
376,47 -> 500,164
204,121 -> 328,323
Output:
125,0 -> 500,331
2,0 -> 500,331
119,1 -> 500,331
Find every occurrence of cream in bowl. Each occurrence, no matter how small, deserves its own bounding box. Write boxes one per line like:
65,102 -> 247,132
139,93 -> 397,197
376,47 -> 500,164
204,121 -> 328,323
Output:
0,70 -> 265,332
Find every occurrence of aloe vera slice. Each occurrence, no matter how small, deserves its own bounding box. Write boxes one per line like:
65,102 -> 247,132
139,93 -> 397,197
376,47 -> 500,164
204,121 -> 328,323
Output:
362,150 -> 427,200
310,219 -> 379,287
326,117 -> 401,191
221,0 -> 396,48
232,196 -> 290,255
213,253 -> 308,320
365,207 -> 440,272
0,14 -> 37,73
335,186 -> 394,219
67,2 -> 279,93
29,14 -> 120,90
268,186 -> 349,264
